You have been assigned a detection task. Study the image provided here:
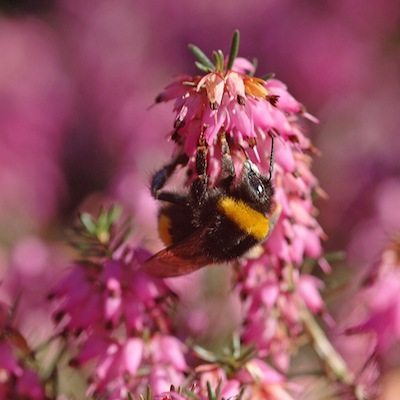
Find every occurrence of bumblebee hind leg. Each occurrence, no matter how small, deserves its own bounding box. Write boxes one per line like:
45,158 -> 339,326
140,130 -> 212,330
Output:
151,146 -> 189,206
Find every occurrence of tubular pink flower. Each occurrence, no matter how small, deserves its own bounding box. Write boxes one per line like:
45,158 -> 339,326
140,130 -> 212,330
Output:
197,72 -> 225,110
89,340 -> 143,395
16,370 -> 46,400
124,338 -> 145,375
296,274 -> 325,314
198,368 -> 241,400
69,332 -> 110,366
104,277 -> 123,324
241,313 -> 278,352
0,341 -> 23,376
149,364 -> 186,396
265,80 -> 301,114
350,270 -> 400,352
149,334 -> 188,372
273,139 -> 296,173
232,57 -> 255,74
226,71 -> 246,104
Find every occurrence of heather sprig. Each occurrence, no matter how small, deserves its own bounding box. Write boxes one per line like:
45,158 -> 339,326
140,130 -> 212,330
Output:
151,30 -> 371,400
71,205 -> 133,260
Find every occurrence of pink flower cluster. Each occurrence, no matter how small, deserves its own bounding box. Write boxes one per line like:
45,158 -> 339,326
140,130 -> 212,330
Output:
195,359 -> 294,400
51,249 -> 188,398
156,40 -> 327,356
239,257 -> 327,372
347,236 -> 400,368
149,36 -> 333,398
157,54 -> 326,274
157,357 -> 294,400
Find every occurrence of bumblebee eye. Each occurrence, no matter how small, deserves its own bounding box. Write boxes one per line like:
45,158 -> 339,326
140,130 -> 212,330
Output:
249,174 -> 264,198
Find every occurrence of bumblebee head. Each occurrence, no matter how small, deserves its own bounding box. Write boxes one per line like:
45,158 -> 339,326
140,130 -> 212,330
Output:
237,159 -> 272,212
235,137 -> 275,215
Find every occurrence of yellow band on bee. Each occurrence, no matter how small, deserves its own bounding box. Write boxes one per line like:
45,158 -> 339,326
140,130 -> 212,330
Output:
217,197 -> 269,241
158,213 -> 173,247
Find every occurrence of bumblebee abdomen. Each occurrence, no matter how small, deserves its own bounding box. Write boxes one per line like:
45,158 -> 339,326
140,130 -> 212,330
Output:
217,197 -> 270,241
197,196 -> 270,263
158,204 -> 195,247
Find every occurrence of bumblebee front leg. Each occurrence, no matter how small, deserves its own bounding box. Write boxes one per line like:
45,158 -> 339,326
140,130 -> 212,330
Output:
151,146 -> 189,206
219,130 -> 236,189
190,131 -> 208,205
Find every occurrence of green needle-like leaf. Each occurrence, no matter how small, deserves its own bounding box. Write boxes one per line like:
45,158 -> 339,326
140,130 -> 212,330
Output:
236,387 -> 246,400
218,49 -> 224,72
226,29 -> 240,71
193,345 -> 219,362
184,389 -> 199,399
79,213 -> 97,235
189,44 -> 215,70
207,381 -> 215,400
212,50 -> 220,71
215,379 -> 222,400
232,332 -> 241,359
195,61 -> 211,73
261,72 -> 275,81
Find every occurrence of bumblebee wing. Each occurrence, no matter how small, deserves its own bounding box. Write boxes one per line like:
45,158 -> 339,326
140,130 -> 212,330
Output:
142,231 -> 214,278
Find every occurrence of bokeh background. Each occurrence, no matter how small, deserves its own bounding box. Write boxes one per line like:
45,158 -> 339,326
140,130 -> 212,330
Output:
1,0 -> 400,397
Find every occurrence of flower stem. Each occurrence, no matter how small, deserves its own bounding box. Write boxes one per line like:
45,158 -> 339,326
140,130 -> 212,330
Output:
300,304 -> 354,387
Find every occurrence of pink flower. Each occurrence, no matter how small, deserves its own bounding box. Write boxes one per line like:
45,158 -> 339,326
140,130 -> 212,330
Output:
197,71 -> 225,110
51,255 -> 170,334
197,368 -> 241,400
16,370 -> 46,400
148,364 -> 186,397
296,274 -> 325,314
351,271 -> 400,352
343,237 -> 400,377
148,334 -> 188,372
237,359 -> 294,400
146,334 -> 188,395
89,338 -> 144,395
0,341 -> 23,377
81,332 -> 188,397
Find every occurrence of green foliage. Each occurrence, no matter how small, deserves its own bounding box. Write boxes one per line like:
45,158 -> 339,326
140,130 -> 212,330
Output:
70,205 -> 132,259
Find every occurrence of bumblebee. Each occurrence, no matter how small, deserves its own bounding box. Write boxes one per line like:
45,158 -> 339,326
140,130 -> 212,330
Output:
143,131 -> 279,278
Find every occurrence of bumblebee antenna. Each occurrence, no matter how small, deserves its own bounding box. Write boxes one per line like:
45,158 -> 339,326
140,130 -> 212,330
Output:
238,143 -> 250,160
268,136 -> 275,182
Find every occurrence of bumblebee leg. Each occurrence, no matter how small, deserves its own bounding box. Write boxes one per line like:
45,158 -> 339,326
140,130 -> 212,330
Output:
219,130 -> 236,189
190,131 -> 208,204
151,146 -> 189,206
